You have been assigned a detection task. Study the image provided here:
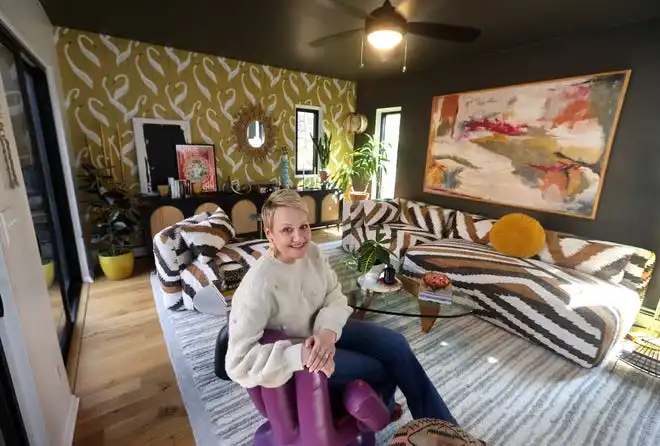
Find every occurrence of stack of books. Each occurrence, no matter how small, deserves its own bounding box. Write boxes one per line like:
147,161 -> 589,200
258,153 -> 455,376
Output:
419,283 -> 453,305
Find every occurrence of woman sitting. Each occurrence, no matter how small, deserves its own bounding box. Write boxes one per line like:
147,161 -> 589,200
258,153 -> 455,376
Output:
225,189 -> 457,424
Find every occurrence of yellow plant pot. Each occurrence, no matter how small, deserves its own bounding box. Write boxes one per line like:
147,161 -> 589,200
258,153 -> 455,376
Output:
98,251 -> 134,280
43,261 -> 55,289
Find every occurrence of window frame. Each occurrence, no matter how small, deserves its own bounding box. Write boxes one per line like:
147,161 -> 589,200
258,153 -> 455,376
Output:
373,106 -> 402,200
294,105 -> 322,177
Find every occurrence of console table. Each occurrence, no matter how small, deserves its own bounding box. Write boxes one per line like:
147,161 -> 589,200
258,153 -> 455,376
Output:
141,187 -> 342,247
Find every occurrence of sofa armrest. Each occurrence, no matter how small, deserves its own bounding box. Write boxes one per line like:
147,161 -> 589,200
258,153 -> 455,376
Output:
342,200 -> 366,234
153,226 -> 192,309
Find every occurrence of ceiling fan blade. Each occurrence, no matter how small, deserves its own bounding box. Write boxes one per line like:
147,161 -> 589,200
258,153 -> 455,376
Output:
309,28 -> 362,48
313,0 -> 370,20
408,22 -> 481,42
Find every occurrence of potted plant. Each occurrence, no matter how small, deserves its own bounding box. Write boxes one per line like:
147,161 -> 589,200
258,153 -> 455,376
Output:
311,131 -> 332,186
328,154 -> 356,200
344,229 -> 397,285
78,163 -> 142,280
330,134 -> 389,201
353,134 -> 389,200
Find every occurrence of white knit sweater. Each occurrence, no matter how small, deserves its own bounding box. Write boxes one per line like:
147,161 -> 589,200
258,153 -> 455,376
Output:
225,242 -> 353,388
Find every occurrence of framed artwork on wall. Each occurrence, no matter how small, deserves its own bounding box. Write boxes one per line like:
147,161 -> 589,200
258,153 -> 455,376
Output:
132,118 -> 191,194
175,144 -> 217,192
423,70 -> 631,219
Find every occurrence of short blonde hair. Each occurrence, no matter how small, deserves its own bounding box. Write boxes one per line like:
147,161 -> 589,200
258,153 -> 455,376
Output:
261,189 -> 308,230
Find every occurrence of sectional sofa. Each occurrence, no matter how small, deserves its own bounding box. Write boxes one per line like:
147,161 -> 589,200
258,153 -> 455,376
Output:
342,198 -> 656,368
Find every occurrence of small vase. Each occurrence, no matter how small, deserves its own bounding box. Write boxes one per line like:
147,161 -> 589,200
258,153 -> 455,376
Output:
382,265 -> 396,285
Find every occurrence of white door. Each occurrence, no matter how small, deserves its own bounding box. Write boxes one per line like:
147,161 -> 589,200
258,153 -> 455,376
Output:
0,59 -> 76,444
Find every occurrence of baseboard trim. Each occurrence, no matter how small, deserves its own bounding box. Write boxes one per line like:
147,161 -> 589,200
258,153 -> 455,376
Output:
66,283 -> 90,391
61,395 -> 79,446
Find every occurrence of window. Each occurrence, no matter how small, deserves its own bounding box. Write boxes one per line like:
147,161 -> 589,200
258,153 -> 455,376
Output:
295,106 -> 320,176
373,107 -> 401,199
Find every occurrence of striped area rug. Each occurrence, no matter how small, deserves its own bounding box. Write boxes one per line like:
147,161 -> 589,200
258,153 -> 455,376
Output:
152,241 -> 660,446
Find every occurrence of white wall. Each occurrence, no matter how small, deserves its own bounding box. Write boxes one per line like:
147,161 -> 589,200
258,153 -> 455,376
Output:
0,0 -> 81,445
0,0 -> 90,282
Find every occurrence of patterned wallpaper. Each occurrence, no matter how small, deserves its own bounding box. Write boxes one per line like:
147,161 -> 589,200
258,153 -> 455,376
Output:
54,28 -> 356,190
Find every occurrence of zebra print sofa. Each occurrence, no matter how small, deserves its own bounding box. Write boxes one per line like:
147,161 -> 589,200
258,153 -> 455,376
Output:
153,206 -> 268,311
342,198 -> 656,368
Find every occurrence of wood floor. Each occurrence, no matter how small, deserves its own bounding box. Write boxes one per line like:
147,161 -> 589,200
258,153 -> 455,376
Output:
70,228 -> 341,445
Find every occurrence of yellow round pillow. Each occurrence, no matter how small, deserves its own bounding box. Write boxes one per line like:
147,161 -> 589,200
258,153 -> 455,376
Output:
490,213 -> 545,258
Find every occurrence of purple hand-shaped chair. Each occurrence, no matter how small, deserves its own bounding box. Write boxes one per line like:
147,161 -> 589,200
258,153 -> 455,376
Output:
215,326 -> 391,446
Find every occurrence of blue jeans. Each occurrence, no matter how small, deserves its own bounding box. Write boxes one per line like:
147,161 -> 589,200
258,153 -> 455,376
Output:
327,319 -> 457,425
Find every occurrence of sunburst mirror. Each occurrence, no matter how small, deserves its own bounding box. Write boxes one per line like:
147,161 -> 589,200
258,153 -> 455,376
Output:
232,104 -> 277,163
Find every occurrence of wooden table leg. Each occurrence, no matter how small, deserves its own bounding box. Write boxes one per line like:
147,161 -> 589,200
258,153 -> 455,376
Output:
418,299 -> 440,333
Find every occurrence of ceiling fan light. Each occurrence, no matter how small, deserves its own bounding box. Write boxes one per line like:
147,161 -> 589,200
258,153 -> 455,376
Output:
367,29 -> 403,50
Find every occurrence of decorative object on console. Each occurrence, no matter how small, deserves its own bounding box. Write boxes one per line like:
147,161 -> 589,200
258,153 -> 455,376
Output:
279,146 -> 293,188
423,70 -> 631,219
157,184 -> 169,197
176,144 -> 217,193
490,213 -> 546,258
232,103 -> 277,163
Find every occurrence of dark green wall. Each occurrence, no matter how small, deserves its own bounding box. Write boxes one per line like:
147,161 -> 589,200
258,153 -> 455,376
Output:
356,18 -> 660,311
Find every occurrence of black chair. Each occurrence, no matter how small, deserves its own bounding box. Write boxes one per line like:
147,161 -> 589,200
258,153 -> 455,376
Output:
214,325 -> 232,381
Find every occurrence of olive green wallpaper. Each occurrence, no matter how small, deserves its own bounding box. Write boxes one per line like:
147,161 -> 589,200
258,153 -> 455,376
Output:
55,28 -> 356,190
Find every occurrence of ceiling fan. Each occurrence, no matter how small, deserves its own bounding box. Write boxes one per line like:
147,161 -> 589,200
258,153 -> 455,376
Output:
310,0 -> 482,52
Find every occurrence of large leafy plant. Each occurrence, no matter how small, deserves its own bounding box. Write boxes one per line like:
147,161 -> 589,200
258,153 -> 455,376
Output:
329,154 -> 356,194
329,134 -> 389,196
78,163 -> 142,257
353,133 -> 389,191
344,229 -> 396,274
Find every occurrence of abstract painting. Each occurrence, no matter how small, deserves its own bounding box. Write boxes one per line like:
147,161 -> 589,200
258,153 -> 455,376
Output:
423,70 -> 630,218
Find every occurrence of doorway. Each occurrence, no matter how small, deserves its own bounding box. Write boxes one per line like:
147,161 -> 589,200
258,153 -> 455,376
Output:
373,107 -> 401,199
0,29 -> 82,357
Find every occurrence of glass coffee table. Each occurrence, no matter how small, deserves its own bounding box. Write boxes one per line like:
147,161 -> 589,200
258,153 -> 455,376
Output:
345,274 -> 476,333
